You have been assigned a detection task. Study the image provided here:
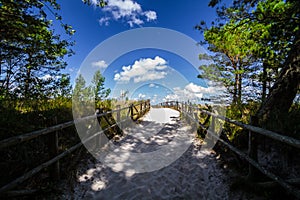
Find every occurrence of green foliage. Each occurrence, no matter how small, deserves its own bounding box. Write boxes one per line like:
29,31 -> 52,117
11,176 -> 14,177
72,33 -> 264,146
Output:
196,102 -> 261,147
0,97 -> 75,189
95,99 -> 112,110
199,20 -> 256,104
0,0 -> 74,99
73,71 -> 111,104
73,74 -> 91,102
0,97 -> 72,140
196,104 -> 213,139
0,0 -> 117,193
197,0 -> 300,104
223,102 -> 260,148
218,101 -> 300,147
55,74 -> 72,98
92,70 -> 111,101
72,72 -> 111,118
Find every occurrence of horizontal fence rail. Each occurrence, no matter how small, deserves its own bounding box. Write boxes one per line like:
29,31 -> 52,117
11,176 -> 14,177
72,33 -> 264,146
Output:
0,101 -> 150,150
199,110 -> 300,149
157,101 -> 300,199
0,100 -> 151,194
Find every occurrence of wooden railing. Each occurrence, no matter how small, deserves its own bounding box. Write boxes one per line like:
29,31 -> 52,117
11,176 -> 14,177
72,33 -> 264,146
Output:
157,101 -> 300,199
0,100 -> 150,195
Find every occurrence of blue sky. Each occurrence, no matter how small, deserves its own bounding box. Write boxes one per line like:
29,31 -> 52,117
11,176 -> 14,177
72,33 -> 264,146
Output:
56,0 -> 230,104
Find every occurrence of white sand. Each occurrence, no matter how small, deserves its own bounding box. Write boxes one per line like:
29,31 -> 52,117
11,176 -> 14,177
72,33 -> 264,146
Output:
61,108 -> 260,200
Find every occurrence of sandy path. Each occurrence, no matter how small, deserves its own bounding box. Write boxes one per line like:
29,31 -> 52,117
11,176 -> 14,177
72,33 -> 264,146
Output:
61,108 -> 253,199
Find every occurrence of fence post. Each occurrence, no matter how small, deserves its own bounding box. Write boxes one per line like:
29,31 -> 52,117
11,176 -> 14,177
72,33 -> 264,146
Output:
116,105 -> 121,122
180,102 -> 182,113
185,102 -> 188,114
194,108 -> 199,123
48,116 -> 60,180
179,102 -> 181,112
247,115 -> 259,180
207,114 -> 216,148
140,102 -> 143,115
186,103 -> 188,114
189,103 -> 193,122
130,104 -> 134,120
190,104 -> 194,121
116,105 -> 121,129
95,108 -> 102,149
186,103 -> 191,123
211,115 -> 215,133
182,102 -> 185,119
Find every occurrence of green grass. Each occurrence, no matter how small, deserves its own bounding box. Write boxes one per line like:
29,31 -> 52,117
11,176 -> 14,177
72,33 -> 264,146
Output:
0,97 -> 149,192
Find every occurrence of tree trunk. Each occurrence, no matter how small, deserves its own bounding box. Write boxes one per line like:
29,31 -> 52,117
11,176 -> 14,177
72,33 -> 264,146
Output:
256,31 -> 300,132
238,70 -> 242,103
261,62 -> 268,103
24,66 -> 31,98
232,62 -> 239,104
5,59 -> 13,93
0,57 -> 2,79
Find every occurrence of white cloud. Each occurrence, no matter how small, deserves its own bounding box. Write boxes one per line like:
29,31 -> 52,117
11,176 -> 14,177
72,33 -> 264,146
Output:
163,83 -> 217,102
128,16 -> 143,27
107,0 -> 142,18
68,67 -> 75,72
114,56 -> 168,83
134,71 -> 166,83
90,0 -> 98,4
96,0 -> 157,27
92,60 -> 108,69
149,83 -> 155,88
138,93 -> 146,99
163,93 -> 179,102
185,82 -> 214,94
144,11 -> 157,21
114,73 -> 121,80
99,17 -> 110,26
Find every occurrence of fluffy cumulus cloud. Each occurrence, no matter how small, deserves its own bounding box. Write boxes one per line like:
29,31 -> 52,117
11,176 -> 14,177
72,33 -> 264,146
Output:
114,56 -> 168,83
99,17 -> 110,26
138,93 -> 146,99
92,60 -> 108,69
149,83 -> 159,88
185,82 -> 214,94
97,0 -> 157,27
163,83 -> 216,102
144,11 -> 157,21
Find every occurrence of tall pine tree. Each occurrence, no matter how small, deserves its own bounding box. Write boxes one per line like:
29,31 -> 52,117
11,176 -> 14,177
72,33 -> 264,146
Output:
0,0 -> 74,100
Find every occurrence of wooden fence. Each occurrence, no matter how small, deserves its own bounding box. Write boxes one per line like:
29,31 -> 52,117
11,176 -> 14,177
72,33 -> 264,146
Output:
158,101 -> 300,199
0,100 -> 150,195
